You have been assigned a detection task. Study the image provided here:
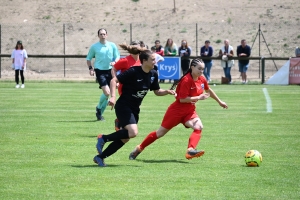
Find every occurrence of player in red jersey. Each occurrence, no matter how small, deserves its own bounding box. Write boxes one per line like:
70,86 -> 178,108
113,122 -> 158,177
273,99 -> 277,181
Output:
111,41 -> 142,131
129,58 -> 228,160
112,41 -> 141,95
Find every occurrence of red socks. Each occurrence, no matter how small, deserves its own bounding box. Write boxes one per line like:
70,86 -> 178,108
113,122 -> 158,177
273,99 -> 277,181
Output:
139,131 -> 158,150
188,129 -> 202,149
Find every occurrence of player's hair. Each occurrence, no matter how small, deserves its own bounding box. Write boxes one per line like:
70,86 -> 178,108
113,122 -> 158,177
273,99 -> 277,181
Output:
97,28 -> 107,35
15,42 -> 24,50
170,58 -> 204,90
130,40 -> 141,45
119,44 -> 150,60
165,38 -> 174,47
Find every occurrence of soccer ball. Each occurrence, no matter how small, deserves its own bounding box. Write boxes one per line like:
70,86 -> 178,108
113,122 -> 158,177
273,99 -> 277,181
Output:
222,55 -> 228,61
245,150 -> 262,167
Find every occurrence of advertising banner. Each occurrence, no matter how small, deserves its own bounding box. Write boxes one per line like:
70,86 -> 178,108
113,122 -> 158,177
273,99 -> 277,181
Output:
289,58 -> 300,84
157,57 -> 181,80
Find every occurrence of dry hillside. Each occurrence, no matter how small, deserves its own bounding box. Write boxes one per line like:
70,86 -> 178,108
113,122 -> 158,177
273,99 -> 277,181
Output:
0,0 -> 299,81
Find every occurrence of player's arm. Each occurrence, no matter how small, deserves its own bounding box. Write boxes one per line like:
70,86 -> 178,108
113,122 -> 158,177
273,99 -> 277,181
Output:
179,94 -> 210,103
86,47 -> 95,76
110,43 -> 120,66
111,67 -> 117,78
205,88 -> 228,109
108,77 -> 119,109
153,89 -> 175,96
86,60 -> 94,76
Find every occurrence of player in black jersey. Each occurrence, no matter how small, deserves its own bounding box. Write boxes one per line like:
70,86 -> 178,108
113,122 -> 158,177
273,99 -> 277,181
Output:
93,45 -> 176,167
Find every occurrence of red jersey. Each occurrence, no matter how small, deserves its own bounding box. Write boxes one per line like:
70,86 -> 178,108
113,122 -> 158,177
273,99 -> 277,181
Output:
114,55 -> 141,95
175,73 -> 209,104
161,73 -> 209,129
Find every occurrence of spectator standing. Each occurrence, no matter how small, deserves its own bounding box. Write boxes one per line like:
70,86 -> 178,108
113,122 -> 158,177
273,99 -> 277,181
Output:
152,40 -> 164,56
178,39 -> 191,74
200,40 -> 213,83
11,40 -> 28,88
86,28 -> 120,121
152,40 -> 164,82
164,38 -> 178,83
151,46 -> 165,71
237,39 -> 251,84
219,39 -> 234,84
295,47 -> 300,57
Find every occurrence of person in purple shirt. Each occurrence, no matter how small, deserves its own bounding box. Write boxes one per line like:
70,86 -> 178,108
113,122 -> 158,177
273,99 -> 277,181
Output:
200,40 -> 213,83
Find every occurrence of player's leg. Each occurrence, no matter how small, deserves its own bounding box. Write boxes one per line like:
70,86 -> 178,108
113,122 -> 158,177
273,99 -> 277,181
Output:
129,126 -> 170,160
15,69 -> 20,88
184,113 -> 205,159
94,105 -> 137,166
94,69 -> 109,120
20,70 -> 25,88
129,106 -> 180,160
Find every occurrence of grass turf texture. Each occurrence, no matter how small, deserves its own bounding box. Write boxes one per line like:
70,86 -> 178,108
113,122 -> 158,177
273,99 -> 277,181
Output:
0,81 -> 299,199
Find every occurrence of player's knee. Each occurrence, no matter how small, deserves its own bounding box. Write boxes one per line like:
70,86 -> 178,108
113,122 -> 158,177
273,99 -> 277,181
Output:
128,130 -> 138,138
194,124 -> 203,131
121,139 -> 130,143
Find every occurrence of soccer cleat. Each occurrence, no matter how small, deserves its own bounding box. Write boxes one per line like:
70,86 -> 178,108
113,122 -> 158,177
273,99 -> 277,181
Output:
129,145 -> 142,160
96,134 -> 105,155
93,155 -> 106,167
185,149 -> 205,160
15,84 -> 20,88
21,84 -> 25,88
114,118 -> 120,131
95,106 -> 104,121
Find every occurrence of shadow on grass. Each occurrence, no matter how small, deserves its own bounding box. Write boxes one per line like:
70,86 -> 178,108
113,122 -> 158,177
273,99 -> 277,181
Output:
71,164 -> 142,168
57,120 -> 99,123
78,135 -> 98,138
136,159 -> 190,164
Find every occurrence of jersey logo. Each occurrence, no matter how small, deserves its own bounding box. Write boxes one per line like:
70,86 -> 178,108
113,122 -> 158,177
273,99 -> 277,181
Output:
201,84 -> 204,89
191,87 -> 195,89
132,90 -> 148,98
151,76 -> 155,83
137,79 -> 143,82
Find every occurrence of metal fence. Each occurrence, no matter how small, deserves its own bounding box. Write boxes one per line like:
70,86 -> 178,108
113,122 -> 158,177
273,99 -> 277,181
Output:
0,22 -> 299,81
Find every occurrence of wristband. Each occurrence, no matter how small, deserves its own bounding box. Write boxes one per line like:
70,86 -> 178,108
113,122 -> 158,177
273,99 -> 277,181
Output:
89,66 -> 93,70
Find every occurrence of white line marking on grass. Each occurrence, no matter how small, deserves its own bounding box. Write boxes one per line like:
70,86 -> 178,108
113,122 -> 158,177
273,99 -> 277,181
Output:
262,88 -> 272,113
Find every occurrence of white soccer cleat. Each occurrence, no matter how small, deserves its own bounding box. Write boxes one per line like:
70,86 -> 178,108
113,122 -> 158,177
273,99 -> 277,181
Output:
21,84 -> 25,88
15,84 -> 20,88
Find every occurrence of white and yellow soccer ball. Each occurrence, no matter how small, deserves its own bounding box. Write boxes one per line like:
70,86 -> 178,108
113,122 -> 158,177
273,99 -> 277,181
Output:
245,150 -> 262,167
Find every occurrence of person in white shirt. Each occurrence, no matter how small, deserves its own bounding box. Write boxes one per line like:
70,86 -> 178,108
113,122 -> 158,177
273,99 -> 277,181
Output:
219,39 -> 234,84
11,40 -> 28,88
151,46 -> 164,71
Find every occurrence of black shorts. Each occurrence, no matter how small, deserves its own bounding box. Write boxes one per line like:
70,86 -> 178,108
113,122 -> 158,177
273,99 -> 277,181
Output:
115,102 -> 139,129
94,69 -> 112,88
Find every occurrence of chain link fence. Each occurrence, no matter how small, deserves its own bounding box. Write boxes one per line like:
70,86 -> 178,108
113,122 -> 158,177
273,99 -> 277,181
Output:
1,21 -> 299,81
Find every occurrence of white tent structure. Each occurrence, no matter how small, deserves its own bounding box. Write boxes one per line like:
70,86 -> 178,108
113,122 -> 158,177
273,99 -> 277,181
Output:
265,60 -> 290,85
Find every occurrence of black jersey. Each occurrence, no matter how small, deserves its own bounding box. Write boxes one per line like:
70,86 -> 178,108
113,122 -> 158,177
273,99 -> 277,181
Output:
116,66 -> 160,109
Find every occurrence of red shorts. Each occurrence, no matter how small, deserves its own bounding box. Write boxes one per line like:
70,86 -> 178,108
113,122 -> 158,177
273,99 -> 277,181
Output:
161,102 -> 199,130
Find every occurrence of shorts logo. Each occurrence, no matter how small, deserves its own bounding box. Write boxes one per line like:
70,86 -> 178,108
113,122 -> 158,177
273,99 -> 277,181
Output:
137,79 -> 143,82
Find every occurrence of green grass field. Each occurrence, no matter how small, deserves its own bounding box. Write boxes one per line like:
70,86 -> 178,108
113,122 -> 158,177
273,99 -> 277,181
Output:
0,81 -> 299,200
